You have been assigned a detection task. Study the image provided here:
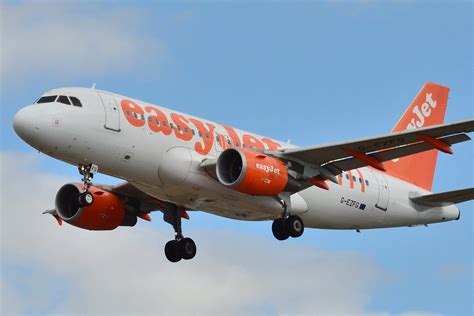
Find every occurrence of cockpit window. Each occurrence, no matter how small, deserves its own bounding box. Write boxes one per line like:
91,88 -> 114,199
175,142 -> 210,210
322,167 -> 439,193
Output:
58,95 -> 71,105
37,95 -> 58,103
69,96 -> 82,107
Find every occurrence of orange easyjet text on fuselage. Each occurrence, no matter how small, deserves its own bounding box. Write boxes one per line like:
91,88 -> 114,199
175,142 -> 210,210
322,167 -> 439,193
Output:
121,99 -> 282,155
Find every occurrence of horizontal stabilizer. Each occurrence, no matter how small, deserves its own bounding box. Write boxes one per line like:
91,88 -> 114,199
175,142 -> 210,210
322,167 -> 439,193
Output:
410,188 -> 474,207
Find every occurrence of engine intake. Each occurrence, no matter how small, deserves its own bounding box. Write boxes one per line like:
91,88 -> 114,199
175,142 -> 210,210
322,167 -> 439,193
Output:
55,183 -> 136,230
216,148 -> 295,196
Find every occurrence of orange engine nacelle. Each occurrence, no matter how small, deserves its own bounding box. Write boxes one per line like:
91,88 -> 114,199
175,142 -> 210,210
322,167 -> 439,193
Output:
55,183 -> 137,230
216,148 -> 290,196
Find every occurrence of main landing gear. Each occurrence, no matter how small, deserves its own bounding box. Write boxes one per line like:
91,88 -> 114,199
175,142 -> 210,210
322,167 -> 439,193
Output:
77,163 -> 98,207
272,215 -> 305,240
163,205 -> 197,263
272,195 -> 305,241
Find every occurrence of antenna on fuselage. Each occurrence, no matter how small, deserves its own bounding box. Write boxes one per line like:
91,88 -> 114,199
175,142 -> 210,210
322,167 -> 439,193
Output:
91,82 -> 96,89
287,138 -> 291,144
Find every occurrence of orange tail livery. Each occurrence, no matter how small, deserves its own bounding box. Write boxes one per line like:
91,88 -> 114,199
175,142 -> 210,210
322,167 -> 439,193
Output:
384,82 -> 450,191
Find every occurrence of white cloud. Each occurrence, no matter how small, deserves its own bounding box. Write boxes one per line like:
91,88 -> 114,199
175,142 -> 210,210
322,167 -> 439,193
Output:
0,1 -> 166,83
0,151 -> 387,315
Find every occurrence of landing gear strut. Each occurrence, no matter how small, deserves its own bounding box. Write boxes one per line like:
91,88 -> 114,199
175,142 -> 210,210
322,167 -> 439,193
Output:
77,164 -> 98,207
163,205 -> 197,262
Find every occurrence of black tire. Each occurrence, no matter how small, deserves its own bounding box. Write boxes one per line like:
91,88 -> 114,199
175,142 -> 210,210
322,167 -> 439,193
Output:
78,192 -> 94,207
272,218 -> 289,241
179,238 -> 197,260
286,215 -> 304,238
164,240 -> 181,263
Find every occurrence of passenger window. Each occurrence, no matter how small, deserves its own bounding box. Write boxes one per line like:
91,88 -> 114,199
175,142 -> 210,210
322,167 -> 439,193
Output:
37,95 -> 58,103
353,176 -> 356,182
57,95 -> 71,105
359,178 -> 362,183
345,174 -> 349,180
69,96 -> 82,107
365,180 -> 369,186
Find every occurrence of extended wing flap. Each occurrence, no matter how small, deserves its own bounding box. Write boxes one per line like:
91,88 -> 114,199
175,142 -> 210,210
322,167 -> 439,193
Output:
282,119 -> 474,165
329,133 -> 470,172
410,188 -> 474,207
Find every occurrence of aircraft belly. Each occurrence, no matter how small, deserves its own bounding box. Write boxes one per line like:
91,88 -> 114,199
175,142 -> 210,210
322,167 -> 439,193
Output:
131,170 -> 284,221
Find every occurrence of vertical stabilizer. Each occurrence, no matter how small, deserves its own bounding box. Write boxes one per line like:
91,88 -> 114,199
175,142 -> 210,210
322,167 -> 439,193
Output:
384,82 -> 450,191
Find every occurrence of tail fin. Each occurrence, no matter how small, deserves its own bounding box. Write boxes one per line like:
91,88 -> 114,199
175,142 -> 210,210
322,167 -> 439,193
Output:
384,82 -> 450,191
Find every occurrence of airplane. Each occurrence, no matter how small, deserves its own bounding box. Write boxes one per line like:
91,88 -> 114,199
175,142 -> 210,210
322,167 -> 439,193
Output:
13,82 -> 474,262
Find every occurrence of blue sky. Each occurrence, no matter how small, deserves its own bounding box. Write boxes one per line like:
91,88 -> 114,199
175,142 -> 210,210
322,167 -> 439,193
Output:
1,1 -> 472,315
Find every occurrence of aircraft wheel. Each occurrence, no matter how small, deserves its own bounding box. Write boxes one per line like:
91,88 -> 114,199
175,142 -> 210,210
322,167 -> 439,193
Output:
286,215 -> 304,238
77,191 -> 94,207
272,218 -> 289,241
179,238 -> 197,260
164,240 -> 181,263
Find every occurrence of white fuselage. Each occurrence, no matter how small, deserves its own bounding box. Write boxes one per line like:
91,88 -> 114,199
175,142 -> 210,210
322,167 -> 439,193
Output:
13,87 -> 460,229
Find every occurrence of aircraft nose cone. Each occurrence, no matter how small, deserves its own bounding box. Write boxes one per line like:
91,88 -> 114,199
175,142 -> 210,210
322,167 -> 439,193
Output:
13,106 -> 36,141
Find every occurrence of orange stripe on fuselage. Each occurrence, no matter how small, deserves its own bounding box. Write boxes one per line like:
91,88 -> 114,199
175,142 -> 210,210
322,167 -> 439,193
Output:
348,170 -> 354,189
355,169 -> 365,193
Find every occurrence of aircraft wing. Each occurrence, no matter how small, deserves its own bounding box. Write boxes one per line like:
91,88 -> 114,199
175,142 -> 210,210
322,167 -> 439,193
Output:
280,119 -> 473,175
97,182 -> 169,214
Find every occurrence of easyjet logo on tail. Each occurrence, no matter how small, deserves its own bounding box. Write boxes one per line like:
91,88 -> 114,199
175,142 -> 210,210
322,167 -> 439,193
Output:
120,99 -> 282,155
406,92 -> 437,130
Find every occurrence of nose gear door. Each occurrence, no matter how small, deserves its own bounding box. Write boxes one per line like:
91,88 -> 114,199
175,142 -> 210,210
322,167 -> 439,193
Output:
98,92 -> 121,132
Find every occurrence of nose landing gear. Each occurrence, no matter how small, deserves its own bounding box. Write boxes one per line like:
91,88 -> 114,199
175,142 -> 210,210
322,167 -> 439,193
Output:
163,205 -> 197,262
77,164 -> 98,207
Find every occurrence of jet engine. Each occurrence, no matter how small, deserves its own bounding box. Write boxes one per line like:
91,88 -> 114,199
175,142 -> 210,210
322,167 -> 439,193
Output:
55,183 -> 137,230
216,148 -> 298,196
